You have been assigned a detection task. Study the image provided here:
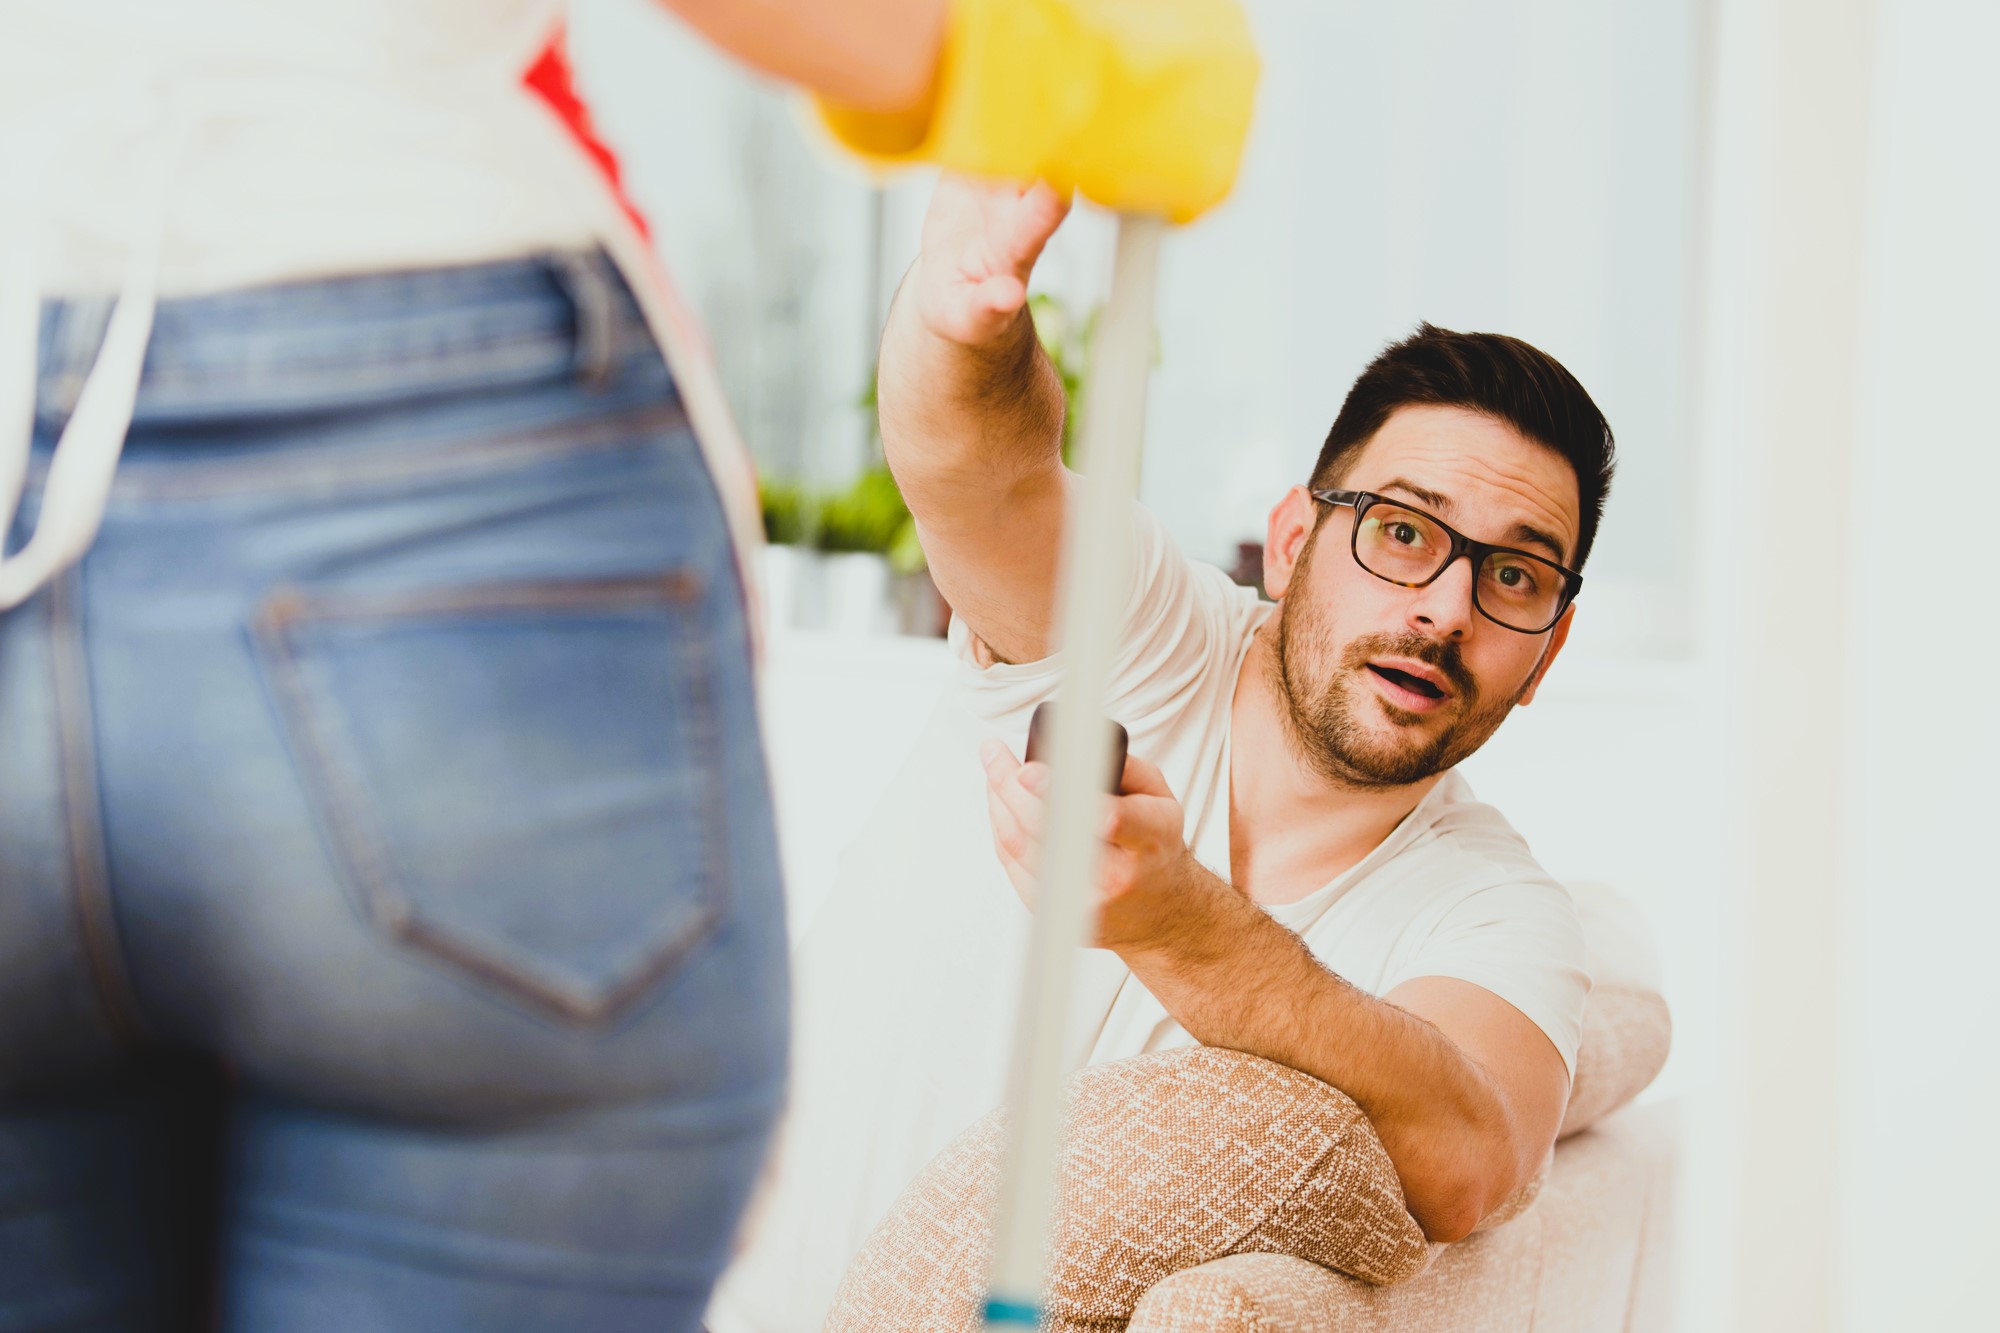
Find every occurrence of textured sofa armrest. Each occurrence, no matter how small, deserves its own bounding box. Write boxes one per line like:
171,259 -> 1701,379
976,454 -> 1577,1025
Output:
825,1048 -> 1429,1332
1561,883 -> 1673,1139
1561,986 -> 1671,1139
1128,1252 -> 1370,1332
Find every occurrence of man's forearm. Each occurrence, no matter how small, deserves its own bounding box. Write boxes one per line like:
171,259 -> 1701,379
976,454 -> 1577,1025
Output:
1119,875 -> 1519,1242
877,269 -> 1066,507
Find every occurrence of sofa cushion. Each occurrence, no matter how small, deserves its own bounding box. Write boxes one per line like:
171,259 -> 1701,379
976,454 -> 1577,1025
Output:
1125,1102 -> 1677,1332
823,1047 -> 1430,1333
1471,1143 -> 1552,1234
1560,882 -> 1672,1139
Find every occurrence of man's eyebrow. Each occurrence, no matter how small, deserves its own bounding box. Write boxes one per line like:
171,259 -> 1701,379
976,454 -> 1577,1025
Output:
1505,523 -> 1570,563
1378,478 -> 1454,511
1379,477 -> 1571,563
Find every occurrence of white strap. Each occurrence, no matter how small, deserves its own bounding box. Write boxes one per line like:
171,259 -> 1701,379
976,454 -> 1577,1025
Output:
0,112 -> 179,612
0,141 -> 45,572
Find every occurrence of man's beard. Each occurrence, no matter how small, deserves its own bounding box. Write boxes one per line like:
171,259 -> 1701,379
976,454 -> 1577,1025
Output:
1269,538 -> 1535,790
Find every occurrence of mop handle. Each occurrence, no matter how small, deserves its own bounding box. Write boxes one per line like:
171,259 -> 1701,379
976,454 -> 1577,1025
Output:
982,212 -> 1166,1327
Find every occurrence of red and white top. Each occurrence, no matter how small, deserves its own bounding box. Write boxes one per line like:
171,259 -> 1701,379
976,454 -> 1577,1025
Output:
0,0 -> 764,621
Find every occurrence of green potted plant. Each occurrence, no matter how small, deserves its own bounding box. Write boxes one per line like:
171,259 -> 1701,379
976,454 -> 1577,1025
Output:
757,466 -> 929,634
815,465 -> 926,634
758,474 -> 823,632
1028,291 -> 1092,465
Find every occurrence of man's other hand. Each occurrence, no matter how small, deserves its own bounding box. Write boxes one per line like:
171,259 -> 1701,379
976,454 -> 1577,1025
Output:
980,739 -> 1220,953
914,175 -> 1071,348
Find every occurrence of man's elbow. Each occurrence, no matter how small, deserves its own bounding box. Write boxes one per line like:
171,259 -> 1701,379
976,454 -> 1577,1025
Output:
1402,1139 -> 1521,1244
1408,1185 -> 1489,1245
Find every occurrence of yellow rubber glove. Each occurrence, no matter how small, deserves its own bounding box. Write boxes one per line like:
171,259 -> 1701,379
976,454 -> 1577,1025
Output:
816,0 -> 1259,224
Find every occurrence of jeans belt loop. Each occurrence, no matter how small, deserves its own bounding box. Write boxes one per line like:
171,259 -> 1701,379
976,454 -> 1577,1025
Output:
549,250 -> 618,391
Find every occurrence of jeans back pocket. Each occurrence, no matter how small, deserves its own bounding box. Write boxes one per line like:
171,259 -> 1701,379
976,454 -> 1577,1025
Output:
252,573 -> 726,1025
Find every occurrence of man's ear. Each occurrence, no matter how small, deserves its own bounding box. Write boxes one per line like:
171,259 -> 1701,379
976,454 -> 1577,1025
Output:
1262,486 -> 1321,601
1516,603 -> 1576,706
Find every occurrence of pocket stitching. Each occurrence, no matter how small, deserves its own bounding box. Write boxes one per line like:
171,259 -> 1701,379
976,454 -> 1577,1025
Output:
250,573 -> 726,1026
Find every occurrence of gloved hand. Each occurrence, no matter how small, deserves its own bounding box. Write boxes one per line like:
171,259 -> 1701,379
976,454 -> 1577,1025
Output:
815,0 -> 1259,224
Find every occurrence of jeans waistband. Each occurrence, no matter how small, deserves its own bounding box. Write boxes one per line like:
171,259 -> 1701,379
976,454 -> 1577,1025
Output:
31,249 -> 662,436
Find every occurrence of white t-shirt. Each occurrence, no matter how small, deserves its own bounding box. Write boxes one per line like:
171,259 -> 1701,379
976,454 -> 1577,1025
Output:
706,502 -> 1589,1333
1,1 -> 590,297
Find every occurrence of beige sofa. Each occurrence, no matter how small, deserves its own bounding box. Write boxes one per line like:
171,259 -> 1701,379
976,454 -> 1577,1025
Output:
826,882 -> 1674,1331
1125,1099 -> 1677,1331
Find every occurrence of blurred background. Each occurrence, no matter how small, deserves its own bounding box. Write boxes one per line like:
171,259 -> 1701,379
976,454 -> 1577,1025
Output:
569,1 -> 1996,1329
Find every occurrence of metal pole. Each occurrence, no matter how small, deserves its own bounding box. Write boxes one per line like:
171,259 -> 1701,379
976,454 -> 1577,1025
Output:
982,212 -> 1165,1328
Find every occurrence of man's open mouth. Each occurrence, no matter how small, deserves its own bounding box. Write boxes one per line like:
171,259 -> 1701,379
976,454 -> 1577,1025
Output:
1366,663 -> 1447,700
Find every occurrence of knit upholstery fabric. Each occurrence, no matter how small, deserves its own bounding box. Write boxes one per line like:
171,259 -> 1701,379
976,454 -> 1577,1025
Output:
823,1047 -> 1430,1333
1559,882 -> 1673,1140
1559,985 -> 1671,1139
1125,1102 -> 1677,1332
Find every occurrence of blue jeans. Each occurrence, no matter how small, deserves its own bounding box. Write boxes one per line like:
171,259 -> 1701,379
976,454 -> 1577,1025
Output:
0,253 -> 788,1330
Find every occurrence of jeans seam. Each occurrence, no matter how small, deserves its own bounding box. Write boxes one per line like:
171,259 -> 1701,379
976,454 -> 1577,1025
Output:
597,572 -> 730,1019
249,573 -> 728,1027
48,570 -> 150,1048
33,401 -> 690,507
132,331 -> 543,384
38,251 -> 650,407
231,1211 -> 727,1296
131,328 -> 626,388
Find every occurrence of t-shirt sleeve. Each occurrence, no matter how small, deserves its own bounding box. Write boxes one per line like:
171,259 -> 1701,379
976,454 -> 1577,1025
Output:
1383,874 -> 1591,1080
946,500 -> 1255,731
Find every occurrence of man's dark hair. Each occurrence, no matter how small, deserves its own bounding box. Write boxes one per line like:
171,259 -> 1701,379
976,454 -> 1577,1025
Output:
1309,323 -> 1616,570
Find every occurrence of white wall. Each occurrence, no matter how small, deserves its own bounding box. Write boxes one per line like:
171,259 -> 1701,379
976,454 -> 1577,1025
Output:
1840,1 -> 2000,1325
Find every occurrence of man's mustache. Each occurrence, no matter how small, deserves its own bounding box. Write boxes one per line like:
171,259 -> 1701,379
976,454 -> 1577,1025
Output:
1340,633 -> 1477,699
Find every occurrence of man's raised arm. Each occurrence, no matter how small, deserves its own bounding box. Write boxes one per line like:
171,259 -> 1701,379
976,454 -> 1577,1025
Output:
877,176 -> 1075,665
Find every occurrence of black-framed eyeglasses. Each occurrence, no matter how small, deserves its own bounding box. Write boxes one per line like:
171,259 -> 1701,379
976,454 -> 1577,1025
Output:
1308,489 -> 1583,634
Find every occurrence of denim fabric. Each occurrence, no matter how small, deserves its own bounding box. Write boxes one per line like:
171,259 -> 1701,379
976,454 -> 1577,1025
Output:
0,253 -> 788,1331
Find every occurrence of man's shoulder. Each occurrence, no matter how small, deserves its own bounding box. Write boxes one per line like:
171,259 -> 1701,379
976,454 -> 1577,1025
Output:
1415,772 -> 1542,858
1369,773 -> 1573,910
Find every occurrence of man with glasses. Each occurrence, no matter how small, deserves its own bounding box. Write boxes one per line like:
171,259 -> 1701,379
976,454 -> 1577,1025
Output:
707,176 -> 1612,1331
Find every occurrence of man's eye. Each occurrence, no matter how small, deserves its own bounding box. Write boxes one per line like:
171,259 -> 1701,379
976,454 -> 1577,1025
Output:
1387,522 -> 1422,546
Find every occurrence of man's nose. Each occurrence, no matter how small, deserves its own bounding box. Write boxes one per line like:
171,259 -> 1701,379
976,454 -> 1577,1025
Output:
1407,555 -> 1476,638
